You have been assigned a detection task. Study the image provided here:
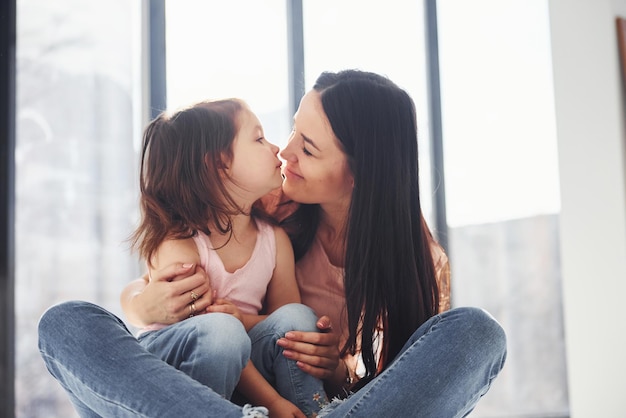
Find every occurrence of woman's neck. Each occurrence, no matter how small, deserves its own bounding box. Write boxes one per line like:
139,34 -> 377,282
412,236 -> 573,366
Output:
318,204 -> 349,267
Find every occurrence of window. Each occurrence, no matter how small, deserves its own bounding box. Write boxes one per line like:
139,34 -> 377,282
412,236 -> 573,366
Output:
165,0 -> 291,150
437,0 -> 568,416
303,0 -> 437,222
16,1 -> 142,416
13,2 -> 567,417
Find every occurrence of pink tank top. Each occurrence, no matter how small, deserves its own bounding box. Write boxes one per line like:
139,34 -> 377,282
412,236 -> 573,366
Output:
295,234 -> 451,378
295,237 -> 348,346
193,220 -> 276,315
140,221 -> 276,335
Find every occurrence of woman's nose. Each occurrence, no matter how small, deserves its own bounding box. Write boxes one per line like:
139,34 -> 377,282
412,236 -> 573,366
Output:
280,142 -> 296,161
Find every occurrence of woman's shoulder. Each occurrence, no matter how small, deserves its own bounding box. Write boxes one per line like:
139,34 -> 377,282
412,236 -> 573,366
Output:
429,240 -> 451,313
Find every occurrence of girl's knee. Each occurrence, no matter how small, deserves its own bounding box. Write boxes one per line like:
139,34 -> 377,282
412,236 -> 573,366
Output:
192,313 -> 250,358
266,303 -> 318,333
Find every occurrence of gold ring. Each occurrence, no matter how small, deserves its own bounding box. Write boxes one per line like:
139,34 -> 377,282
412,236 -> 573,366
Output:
190,291 -> 199,302
191,302 -> 197,314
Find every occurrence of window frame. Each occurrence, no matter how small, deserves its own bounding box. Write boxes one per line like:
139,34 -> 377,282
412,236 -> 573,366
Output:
1,0 -> 17,415
1,1 -> 446,415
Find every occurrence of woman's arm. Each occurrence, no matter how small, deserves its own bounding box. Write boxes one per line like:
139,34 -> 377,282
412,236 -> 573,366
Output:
120,241 -> 213,327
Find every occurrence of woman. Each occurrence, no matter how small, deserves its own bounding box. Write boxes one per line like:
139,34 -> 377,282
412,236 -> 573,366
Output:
39,70 -> 506,418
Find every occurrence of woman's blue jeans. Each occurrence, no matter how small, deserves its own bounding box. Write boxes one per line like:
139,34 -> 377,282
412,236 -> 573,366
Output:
38,301 -> 506,417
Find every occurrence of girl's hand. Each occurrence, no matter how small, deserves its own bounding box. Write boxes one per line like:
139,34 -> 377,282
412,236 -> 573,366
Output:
276,315 -> 340,380
122,263 -> 212,326
206,298 -> 243,323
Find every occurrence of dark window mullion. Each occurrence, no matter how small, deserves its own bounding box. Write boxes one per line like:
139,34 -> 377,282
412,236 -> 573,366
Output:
0,0 -> 17,416
287,0 -> 304,116
425,0 -> 449,253
150,0 -> 167,119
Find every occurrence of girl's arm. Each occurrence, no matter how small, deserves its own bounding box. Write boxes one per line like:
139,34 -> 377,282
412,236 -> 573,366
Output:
238,361 -> 305,418
235,226 -> 301,331
276,317 -> 342,396
264,226 -> 301,312
266,226 -> 345,394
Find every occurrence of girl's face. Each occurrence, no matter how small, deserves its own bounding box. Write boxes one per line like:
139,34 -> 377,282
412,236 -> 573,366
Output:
225,107 -> 283,203
280,90 -> 354,208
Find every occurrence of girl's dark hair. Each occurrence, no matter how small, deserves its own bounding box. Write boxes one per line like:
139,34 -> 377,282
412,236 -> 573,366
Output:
283,70 -> 439,388
130,99 -> 271,264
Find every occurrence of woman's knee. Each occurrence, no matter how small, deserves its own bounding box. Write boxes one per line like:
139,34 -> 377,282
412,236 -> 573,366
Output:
452,307 -> 507,359
39,301 -> 110,338
38,300 -> 126,359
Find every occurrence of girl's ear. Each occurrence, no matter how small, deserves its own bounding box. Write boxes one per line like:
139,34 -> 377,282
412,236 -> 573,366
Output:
205,153 -> 229,170
211,153 -> 232,183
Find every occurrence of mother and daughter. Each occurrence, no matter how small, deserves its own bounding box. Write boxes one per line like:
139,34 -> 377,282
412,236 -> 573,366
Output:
38,69 -> 507,417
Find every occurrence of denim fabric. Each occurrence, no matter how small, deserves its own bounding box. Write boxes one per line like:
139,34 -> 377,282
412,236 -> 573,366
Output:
318,307 -> 507,418
38,301 -> 506,418
137,312 -> 250,398
248,303 -> 328,416
38,301 -> 248,418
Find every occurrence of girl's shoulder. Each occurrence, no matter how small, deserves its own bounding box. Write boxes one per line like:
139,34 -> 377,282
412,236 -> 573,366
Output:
150,236 -> 200,272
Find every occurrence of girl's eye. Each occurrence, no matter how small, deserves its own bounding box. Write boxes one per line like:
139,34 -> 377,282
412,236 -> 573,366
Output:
302,146 -> 312,156
256,137 -> 264,143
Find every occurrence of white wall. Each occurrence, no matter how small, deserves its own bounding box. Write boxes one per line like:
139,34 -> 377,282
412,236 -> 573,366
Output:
548,0 -> 626,416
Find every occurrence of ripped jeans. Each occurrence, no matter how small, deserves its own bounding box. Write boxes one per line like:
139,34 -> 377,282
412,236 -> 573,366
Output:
38,301 -> 506,417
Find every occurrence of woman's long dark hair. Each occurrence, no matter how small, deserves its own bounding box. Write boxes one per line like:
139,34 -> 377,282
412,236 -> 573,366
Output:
283,70 -> 439,388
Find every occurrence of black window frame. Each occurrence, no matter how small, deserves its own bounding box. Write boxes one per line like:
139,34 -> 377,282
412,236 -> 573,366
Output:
0,1 -> 446,415
1,0 -> 17,416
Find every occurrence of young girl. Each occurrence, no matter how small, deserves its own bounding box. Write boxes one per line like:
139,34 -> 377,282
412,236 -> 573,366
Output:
129,98 -> 328,418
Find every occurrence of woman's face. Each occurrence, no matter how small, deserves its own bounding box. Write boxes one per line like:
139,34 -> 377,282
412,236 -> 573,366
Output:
280,90 -> 354,208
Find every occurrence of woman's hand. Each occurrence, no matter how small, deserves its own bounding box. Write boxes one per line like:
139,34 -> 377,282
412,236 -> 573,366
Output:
121,263 -> 212,327
276,315 -> 340,380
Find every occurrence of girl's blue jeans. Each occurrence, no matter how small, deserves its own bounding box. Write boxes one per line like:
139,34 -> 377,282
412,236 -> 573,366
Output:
136,303 -> 327,416
38,300 -> 506,418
